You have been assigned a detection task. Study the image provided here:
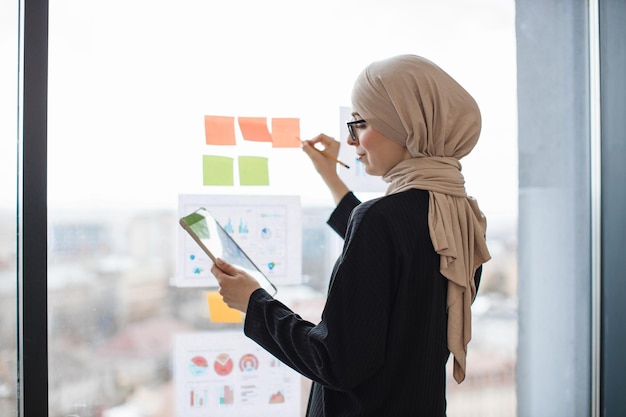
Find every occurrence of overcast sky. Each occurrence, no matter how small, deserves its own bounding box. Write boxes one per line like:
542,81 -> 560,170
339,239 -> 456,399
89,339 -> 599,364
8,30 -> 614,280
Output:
1,0 -> 517,230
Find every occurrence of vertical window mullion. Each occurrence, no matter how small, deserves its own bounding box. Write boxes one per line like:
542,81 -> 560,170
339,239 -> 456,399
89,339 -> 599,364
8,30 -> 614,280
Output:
19,0 -> 49,415
588,0 -> 602,415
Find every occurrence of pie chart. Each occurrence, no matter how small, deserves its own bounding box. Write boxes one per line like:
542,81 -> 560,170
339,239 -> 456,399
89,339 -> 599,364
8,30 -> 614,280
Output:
188,355 -> 209,376
239,353 -> 259,372
214,353 -> 234,376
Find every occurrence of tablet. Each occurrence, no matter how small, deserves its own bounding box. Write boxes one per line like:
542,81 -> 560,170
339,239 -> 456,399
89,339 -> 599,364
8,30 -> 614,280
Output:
179,207 -> 277,296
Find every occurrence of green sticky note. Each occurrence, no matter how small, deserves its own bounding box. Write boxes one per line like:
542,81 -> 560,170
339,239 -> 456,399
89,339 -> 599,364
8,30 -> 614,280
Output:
238,156 -> 269,186
203,155 -> 234,186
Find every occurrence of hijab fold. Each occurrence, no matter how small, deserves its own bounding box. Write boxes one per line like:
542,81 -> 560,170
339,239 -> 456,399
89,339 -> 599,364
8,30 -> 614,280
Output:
352,55 -> 491,383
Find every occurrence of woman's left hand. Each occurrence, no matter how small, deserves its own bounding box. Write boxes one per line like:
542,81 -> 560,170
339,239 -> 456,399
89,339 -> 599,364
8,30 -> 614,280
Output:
210,258 -> 261,313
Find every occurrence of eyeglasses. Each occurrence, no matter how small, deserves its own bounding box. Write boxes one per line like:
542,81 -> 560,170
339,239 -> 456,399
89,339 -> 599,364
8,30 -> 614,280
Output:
346,119 -> 366,143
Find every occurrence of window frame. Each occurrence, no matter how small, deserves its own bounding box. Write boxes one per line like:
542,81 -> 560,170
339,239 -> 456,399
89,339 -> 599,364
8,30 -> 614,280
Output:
19,0 -> 49,415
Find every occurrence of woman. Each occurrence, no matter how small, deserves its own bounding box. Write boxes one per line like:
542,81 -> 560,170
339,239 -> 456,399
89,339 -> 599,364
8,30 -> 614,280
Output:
211,54 -> 491,416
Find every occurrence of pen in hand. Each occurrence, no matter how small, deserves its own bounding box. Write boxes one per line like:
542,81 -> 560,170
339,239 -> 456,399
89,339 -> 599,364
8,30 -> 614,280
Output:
300,138 -> 350,169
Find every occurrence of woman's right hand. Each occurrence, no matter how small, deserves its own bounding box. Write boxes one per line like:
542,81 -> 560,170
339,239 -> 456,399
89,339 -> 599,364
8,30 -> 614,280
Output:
302,134 -> 350,205
301,134 -> 341,180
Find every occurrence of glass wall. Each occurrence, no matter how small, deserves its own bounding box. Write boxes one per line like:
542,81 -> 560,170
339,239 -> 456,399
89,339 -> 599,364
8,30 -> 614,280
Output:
43,1 -> 518,416
0,1 -> 19,416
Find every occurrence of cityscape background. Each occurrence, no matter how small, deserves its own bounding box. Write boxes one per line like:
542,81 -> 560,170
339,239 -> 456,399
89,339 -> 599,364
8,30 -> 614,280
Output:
0,203 -> 517,416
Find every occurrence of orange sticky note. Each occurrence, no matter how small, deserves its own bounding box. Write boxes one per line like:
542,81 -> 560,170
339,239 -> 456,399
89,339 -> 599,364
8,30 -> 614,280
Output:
271,118 -> 300,148
207,292 -> 243,323
204,115 -> 236,145
238,117 -> 272,142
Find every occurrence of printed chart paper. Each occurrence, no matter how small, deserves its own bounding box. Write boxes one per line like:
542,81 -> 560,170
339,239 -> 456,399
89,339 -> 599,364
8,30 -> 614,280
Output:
175,194 -> 302,288
174,331 -> 301,416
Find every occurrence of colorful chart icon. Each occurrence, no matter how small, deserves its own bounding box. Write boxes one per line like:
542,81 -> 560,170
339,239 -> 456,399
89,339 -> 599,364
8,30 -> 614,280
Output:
239,353 -> 259,372
217,385 -> 235,406
214,353 -> 234,376
188,355 -> 209,376
223,218 -> 234,234
269,390 -> 285,404
190,389 -> 208,407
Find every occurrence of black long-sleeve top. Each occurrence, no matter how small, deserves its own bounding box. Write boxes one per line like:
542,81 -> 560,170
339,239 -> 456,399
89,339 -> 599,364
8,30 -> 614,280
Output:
244,190 -> 480,416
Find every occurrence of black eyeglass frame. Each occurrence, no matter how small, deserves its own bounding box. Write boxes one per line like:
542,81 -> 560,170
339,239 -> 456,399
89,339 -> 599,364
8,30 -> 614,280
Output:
346,119 -> 366,142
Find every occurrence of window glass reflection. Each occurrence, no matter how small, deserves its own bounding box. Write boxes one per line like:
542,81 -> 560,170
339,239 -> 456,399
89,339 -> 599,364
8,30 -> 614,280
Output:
0,1 -> 19,415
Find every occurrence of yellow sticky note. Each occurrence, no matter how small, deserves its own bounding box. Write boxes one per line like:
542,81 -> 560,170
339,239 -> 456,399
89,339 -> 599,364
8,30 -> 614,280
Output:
207,291 -> 243,323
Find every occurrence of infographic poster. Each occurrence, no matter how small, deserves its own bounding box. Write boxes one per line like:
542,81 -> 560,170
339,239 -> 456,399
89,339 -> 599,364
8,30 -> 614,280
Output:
173,331 -> 301,417
175,194 -> 302,288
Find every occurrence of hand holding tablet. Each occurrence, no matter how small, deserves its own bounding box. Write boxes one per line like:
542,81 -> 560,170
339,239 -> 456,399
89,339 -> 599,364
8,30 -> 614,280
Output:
179,207 -> 278,296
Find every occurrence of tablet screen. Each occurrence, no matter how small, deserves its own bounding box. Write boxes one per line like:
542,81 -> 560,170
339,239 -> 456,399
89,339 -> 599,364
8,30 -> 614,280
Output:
180,207 -> 277,296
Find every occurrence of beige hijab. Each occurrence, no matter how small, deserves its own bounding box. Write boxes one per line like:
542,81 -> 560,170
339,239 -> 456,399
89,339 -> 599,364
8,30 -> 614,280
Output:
352,55 -> 491,383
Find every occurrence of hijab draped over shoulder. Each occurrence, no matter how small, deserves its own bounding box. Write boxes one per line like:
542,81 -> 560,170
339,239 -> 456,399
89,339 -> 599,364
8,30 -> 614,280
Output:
351,54 -> 491,383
